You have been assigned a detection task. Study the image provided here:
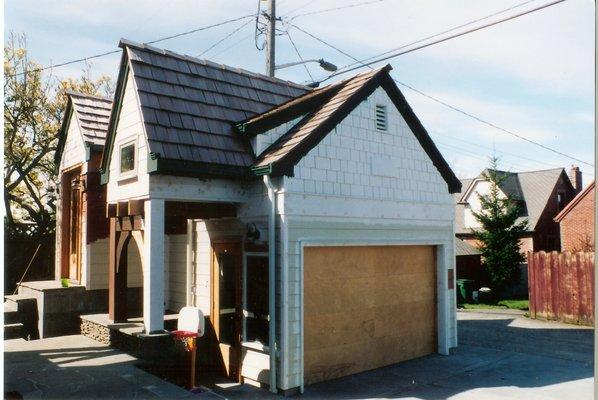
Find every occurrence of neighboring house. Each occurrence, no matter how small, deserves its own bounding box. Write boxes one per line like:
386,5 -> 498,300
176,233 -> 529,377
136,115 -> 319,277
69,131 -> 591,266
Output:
554,180 -> 595,252
454,167 -> 580,254
455,238 -> 485,288
97,39 -> 461,392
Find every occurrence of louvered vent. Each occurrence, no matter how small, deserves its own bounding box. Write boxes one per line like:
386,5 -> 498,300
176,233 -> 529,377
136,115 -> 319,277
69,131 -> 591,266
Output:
375,104 -> 387,131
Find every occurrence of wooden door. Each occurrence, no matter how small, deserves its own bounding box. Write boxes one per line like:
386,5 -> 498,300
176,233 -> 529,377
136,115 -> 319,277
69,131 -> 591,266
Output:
68,177 -> 83,282
211,241 -> 242,381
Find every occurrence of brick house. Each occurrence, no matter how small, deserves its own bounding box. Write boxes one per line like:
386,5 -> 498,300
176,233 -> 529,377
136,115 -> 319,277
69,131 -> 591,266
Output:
554,180 -> 595,251
454,167 -> 581,253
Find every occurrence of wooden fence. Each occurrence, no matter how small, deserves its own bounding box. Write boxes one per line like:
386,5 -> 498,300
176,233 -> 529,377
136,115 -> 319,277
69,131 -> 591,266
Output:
528,251 -> 594,325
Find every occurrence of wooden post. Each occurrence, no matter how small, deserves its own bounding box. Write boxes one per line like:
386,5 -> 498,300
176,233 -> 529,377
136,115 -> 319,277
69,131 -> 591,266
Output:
190,344 -> 197,389
109,218 -> 128,322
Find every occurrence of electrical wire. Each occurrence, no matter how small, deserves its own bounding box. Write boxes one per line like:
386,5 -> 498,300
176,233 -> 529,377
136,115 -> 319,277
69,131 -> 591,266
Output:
314,0 -> 568,84
8,14 -> 255,77
285,31 -> 314,81
337,0 -> 540,71
288,8 -> 593,168
396,80 -> 594,167
288,0 -> 391,21
198,19 -> 254,57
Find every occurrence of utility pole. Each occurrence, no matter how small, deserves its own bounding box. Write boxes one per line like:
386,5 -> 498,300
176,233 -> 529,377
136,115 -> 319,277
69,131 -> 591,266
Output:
265,0 -> 276,77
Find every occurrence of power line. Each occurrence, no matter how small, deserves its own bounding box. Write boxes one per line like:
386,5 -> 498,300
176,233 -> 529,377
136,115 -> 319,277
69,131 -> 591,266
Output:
286,31 -> 314,81
198,19 -> 254,57
288,0 -> 391,21
289,23 -> 365,67
289,13 -> 592,168
337,0 -> 539,72
315,0 -> 568,84
397,80 -> 594,167
8,14 -> 255,78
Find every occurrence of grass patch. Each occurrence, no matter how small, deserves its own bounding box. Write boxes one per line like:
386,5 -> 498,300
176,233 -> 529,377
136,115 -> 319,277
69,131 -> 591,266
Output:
460,299 -> 529,311
497,299 -> 529,310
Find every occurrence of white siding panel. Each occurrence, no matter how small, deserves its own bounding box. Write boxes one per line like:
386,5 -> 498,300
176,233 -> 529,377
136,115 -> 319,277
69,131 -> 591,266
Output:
107,71 -> 150,202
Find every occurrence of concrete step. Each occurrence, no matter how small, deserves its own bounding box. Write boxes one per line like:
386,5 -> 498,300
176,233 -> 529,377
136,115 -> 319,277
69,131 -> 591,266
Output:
4,322 -> 23,340
4,294 -> 35,305
4,311 -> 20,325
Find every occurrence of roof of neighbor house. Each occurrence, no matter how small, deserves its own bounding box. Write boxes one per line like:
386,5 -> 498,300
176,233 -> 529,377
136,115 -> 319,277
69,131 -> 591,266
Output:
455,238 -> 481,256
100,39 -> 461,193
554,180 -> 595,222
454,168 -> 573,234
55,91 -> 113,164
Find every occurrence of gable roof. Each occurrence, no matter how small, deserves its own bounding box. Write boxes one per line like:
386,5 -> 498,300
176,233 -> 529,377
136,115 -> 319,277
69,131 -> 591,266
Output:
100,39 -> 308,180
246,65 -> 462,193
455,238 -> 481,256
455,167 -> 573,234
554,180 -> 595,222
55,91 -> 112,165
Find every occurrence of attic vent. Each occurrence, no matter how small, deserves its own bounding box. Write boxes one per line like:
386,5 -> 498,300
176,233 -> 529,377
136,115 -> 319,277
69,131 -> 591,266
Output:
375,104 -> 387,131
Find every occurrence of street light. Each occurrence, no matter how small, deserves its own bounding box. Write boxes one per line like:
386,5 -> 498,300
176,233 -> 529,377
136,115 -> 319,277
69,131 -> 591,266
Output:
275,58 -> 338,72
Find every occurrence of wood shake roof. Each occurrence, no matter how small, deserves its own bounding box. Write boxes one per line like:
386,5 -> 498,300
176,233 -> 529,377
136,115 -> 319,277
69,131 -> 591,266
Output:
55,91 -> 112,164
115,39 -> 308,177
99,40 -> 459,193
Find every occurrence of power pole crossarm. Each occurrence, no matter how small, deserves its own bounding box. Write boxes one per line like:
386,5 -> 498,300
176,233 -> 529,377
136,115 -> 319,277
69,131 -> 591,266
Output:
265,0 -> 276,77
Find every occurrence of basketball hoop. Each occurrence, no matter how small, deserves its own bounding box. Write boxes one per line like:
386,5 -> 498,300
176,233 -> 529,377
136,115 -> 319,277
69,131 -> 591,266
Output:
171,330 -> 199,352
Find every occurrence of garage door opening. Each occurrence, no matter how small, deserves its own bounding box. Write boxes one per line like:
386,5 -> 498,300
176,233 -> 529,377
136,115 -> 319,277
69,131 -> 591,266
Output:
304,245 -> 437,384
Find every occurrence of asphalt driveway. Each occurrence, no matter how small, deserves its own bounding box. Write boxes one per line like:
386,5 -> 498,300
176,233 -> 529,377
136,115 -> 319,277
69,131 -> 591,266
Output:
5,310 -> 594,399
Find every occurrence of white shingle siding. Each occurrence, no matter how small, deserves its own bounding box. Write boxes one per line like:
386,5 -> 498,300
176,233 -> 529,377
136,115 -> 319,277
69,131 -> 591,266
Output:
107,70 -> 150,202
261,87 -> 457,390
59,113 -> 86,173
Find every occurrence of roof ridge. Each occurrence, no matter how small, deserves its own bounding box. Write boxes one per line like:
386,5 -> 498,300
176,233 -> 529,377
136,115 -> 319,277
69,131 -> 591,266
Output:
66,90 -> 112,103
554,180 -> 595,222
119,38 -> 310,91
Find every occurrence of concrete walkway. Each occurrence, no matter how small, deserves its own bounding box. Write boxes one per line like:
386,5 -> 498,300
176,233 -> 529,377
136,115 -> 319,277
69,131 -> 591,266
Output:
4,334 -> 206,399
5,311 -> 594,399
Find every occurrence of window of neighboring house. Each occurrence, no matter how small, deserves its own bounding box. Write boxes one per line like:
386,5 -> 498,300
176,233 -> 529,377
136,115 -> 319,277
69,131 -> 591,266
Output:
244,255 -> 269,345
119,142 -> 136,176
375,104 -> 387,132
557,191 -> 566,211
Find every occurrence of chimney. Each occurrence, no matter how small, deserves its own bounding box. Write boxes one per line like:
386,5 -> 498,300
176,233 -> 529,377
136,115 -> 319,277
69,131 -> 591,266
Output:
568,165 -> 582,194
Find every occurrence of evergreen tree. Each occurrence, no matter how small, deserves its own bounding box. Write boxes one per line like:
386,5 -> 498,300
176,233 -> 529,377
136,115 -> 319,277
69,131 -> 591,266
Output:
472,158 -> 528,294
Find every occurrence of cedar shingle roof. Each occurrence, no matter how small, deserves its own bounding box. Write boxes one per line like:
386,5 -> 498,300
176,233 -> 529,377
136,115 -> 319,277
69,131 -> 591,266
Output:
55,91 -> 112,165
69,91 -> 112,146
122,39 -> 308,170
454,168 -> 572,234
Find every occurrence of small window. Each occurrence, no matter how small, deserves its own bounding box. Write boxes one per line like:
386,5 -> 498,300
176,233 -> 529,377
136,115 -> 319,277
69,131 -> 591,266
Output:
244,256 -> 269,345
119,142 -> 135,175
375,104 -> 387,131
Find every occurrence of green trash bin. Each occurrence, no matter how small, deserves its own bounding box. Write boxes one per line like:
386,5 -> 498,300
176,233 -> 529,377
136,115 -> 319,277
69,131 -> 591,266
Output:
456,279 -> 475,304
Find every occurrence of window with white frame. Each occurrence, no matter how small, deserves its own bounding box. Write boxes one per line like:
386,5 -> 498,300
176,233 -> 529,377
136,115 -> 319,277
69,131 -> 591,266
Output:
244,255 -> 269,345
119,141 -> 136,176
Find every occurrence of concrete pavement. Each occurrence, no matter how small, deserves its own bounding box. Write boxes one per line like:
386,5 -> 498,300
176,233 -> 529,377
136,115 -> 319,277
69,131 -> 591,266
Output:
4,311 -> 594,399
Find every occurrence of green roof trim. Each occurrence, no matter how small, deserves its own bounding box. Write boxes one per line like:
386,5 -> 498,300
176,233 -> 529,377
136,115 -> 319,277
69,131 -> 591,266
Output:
147,157 -> 251,180
250,164 -> 273,176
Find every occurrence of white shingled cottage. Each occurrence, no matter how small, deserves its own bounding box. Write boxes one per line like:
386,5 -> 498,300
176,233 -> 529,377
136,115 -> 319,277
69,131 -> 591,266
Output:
81,39 -> 461,394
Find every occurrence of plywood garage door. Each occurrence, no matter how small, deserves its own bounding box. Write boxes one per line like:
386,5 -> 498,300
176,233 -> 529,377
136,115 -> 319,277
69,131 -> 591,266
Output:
304,245 -> 437,385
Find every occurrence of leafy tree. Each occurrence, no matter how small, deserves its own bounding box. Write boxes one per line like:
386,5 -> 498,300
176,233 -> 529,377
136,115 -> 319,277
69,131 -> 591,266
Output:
4,33 -> 113,289
472,158 -> 528,293
4,32 -> 113,237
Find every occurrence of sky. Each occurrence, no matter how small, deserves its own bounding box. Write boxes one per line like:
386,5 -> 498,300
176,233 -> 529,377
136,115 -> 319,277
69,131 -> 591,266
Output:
5,0 -> 595,182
